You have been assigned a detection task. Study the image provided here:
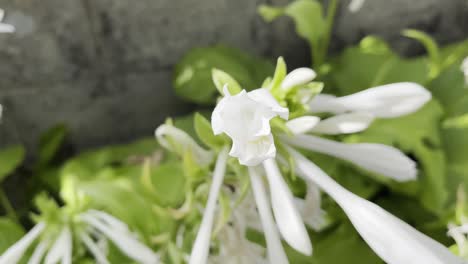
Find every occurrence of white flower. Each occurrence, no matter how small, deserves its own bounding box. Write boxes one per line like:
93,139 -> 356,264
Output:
280,68 -> 317,90
309,82 -> 431,118
0,210 -> 159,264
156,124 -> 214,165
291,149 -> 465,264
0,9 -> 15,33
448,223 -> 468,259
348,0 -> 366,13
209,193 -> 267,264
212,86 -> 288,166
189,147 -> 229,264
294,182 -> 327,231
462,57 -> 468,86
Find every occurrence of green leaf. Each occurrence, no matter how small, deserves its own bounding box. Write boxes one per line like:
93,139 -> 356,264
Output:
345,101 -> 447,213
0,145 -> 25,183
402,29 -> 441,78
269,57 -> 287,94
258,5 -> 284,22
0,217 -> 24,254
147,162 -> 186,207
194,113 -> 226,149
212,68 -> 242,95
173,45 -> 273,104
36,124 -> 68,169
281,0 -> 326,45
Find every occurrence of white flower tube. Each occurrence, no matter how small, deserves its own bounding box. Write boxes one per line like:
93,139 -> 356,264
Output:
291,149 -> 465,264
44,226 -> 72,264
309,82 -> 431,118
79,232 -> 110,264
286,116 -> 321,135
263,158 -> 312,255
283,134 -> 417,181
212,87 -> 288,166
189,147 -> 229,264
0,222 -> 46,264
28,239 -> 49,264
80,212 -> 159,264
309,112 -> 374,135
156,124 -> 214,165
249,167 -> 289,264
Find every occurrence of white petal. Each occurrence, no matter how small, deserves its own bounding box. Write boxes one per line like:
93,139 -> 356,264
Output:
189,147 -> 229,264
310,83 -> 431,118
86,210 -> 130,233
248,88 -> 289,120
249,166 -> 289,264
27,239 -> 49,264
81,214 -> 159,264
231,135 -> 276,166
0,222 -> 45,264
155,124 -> 213,165
310,112 -> 374,135
283,134 -> 417,181
79,231 -> 110,264
281,68 -> 317,90
45,226 -> 72,264
291,149 -> 465,264
286,116 -> 320,135
263,159 -> 312,255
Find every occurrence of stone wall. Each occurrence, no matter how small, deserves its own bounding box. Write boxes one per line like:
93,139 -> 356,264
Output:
0,0 -> 467,152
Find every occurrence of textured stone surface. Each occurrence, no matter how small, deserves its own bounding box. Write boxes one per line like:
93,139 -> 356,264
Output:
0,0 -> 467,152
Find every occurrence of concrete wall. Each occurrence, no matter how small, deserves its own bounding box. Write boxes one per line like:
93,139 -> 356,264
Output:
0,0 -> 467,152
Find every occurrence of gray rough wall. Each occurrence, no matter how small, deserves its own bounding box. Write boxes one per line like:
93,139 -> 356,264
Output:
0,0 -> 467,153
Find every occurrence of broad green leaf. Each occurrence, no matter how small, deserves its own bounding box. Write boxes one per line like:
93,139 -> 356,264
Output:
0,145 -> 25,183
0,217 -> 24,254
173,45 -> 273,104
147,162 -> 186,207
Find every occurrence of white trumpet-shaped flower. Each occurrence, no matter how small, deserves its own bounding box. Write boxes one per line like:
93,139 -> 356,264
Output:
309,82 -> 431,118
0,9 -> 14,33
156,124 -> 214,165
212,86 -> 288,166
291,149 -> 465,264
0,210 -> 159,264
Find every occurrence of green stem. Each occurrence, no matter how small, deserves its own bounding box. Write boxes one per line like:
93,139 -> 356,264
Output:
0,186 -> 19,223
314,0 -> 339,68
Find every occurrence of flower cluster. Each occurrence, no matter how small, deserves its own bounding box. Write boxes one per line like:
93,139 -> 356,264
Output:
0,197 -> 158,264
157,58 -> 465,264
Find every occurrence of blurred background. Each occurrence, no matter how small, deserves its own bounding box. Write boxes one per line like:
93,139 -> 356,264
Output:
0,0 -> 467,153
